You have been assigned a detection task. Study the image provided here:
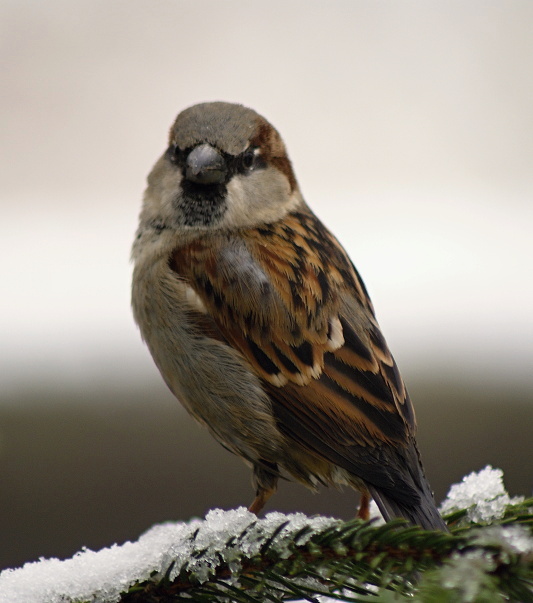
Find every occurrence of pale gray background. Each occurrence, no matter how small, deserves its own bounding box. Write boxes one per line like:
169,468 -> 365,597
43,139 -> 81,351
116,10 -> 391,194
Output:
1,0 -> 532,570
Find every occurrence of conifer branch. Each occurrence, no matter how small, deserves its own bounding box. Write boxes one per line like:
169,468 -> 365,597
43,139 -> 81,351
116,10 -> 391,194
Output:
120,497 -> 533,603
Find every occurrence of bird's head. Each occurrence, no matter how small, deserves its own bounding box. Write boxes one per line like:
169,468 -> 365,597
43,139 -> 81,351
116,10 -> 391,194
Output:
141,102 -> 303,235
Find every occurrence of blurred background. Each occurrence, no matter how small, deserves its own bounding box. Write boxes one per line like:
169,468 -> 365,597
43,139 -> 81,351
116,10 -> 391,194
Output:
1,0 -> 532,571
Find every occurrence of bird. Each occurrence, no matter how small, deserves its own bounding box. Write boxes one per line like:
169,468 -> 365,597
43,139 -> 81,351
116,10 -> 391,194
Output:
131,101 -> 448,531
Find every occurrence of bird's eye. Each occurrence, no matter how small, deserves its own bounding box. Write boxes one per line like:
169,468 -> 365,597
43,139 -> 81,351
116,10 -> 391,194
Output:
241,148 -> 256,170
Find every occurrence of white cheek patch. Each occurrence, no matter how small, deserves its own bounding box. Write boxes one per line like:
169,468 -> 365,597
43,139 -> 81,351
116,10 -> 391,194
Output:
222,170 -> 301,229
224,178 -> 247,223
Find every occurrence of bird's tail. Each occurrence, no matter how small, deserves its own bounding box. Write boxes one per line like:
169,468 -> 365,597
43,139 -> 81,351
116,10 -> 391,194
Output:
368,483 -> 448,531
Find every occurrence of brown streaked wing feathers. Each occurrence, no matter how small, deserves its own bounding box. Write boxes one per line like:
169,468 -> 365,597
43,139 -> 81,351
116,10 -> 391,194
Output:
170,208 -> 418,496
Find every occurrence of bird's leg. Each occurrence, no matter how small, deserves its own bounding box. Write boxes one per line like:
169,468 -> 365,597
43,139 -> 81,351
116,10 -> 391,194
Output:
249,460 -> 279,515
249,487 -> 276,515
357,491 -> 370,520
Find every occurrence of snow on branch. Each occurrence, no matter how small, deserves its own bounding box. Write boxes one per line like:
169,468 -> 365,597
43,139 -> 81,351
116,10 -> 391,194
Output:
0,466 -> 531,603
440,465 -> 525,524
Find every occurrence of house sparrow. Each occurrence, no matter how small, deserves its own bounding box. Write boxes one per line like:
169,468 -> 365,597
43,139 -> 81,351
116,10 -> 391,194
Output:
132,101 -> 447,531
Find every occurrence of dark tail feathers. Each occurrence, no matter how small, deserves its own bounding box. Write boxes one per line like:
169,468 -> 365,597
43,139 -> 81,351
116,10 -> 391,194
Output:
368,485 -> 448,531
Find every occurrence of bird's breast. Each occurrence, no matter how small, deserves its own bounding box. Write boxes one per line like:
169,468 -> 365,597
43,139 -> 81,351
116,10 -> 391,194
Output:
131,251 -> 288,463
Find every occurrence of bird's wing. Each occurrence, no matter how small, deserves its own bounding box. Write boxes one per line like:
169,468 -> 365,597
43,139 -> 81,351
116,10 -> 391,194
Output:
171,208 -> 420,499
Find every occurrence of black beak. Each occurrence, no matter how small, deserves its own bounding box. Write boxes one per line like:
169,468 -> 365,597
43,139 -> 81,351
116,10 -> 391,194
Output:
185,144 -> 227,185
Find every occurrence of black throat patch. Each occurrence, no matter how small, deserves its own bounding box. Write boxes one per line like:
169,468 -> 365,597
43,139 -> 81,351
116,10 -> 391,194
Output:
175,180 -> 228,227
